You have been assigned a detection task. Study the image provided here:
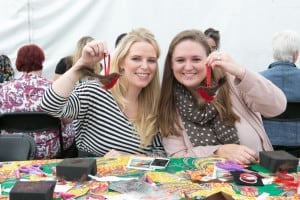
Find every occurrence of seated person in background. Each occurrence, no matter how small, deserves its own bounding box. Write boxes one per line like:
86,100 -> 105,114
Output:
41,28 -> 166,158
53,36 -> 102,82
115,32 -> 127,48
158,29 -> 286,164
204,27 -> 220,52
260,30 -> 300,156
53,55 -> 73,80
0,54 -> 14,84
0,44 -> 75,159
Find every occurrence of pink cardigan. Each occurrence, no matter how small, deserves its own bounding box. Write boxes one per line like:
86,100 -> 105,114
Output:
163,69 -> 287,157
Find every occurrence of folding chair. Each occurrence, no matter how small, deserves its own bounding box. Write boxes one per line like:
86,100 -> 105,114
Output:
263,102 -> 300,122
0,134 -> 36,161
262,102 -> 300,157
0,112 -> 64,158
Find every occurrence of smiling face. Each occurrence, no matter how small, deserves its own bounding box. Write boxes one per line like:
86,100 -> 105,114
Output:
121,41 -> 157,91
172,39 -> 208,90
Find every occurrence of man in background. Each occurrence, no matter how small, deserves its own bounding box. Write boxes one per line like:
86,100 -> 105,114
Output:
261,30 -> 300,157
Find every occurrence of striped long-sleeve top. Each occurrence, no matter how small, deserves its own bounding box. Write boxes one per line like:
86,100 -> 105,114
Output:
41,81 -> 166,157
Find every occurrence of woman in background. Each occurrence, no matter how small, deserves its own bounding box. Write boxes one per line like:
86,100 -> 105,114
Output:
0,44 -> 75,159
204,27 -> 220,52
0,54 -> 14,84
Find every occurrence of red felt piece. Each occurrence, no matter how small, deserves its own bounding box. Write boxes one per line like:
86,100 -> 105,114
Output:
102,76 -> 119,90
197,89 -> 214,102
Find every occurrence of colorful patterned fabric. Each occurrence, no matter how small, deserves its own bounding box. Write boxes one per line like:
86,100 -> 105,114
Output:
0,157 -> 291,199
0,73 -> 75,159
0,55 -> 14,83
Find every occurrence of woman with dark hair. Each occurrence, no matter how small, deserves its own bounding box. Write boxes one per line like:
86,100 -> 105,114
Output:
115,33 -> 127,48
0,44 -> 75,159
204,27 -> 220,52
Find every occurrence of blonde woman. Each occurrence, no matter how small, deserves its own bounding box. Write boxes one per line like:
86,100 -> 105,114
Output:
41,28 -> 165,157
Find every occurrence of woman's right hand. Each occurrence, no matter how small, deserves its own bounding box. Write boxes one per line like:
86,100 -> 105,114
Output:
75,40 -> 108,70
207,52 -> 246,80
214,144 -> 258,164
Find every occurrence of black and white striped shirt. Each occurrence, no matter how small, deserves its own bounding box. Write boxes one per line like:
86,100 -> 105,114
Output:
41,81 -> 166,157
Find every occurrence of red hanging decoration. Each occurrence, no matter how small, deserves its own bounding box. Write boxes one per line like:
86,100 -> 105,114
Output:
102,75 -> 119,90
101,53 -> 119,90
79,53 -> 120,90
103,53 -> 110,76
206,64 -> 211,88
196,64 -> 226,102
197,64 -> 214,102
197,89 -> 214,102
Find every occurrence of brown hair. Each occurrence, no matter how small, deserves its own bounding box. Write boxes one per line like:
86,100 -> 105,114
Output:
204,27 -> 221,50
158,29 -> 239,137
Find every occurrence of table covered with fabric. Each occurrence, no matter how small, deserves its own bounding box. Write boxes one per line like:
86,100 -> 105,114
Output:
0,156 -> 299,200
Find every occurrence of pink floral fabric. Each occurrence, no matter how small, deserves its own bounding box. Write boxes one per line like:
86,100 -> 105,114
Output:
0,73 -> 75,159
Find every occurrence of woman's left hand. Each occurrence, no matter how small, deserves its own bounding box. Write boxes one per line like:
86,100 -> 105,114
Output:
206,51 -> 246,79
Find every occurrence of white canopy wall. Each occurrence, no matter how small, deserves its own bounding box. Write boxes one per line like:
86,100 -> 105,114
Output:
1,0 -> 300,79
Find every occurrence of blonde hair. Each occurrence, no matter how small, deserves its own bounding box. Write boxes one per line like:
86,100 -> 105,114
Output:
111,28 -> 160,146
73,36 -> 101,77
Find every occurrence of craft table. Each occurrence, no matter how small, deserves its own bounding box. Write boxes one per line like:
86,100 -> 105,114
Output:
0,156 -> 299,200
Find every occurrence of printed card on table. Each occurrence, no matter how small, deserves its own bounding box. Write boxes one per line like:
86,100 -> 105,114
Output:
126,156 -> 154,171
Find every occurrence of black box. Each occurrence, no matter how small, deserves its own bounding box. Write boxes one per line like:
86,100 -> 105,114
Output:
10,181 -> 56,200
259,150 -> 298,173
56,158 -> 97,181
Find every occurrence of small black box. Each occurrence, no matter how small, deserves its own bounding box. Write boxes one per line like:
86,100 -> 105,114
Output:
56,158 -> 97,181
10,181 -> 56,200
259,150 -> 298,173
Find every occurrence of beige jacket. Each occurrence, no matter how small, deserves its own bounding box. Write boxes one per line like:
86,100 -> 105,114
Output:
163,69 -> 287,157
